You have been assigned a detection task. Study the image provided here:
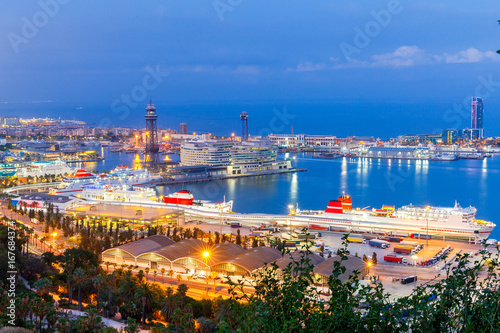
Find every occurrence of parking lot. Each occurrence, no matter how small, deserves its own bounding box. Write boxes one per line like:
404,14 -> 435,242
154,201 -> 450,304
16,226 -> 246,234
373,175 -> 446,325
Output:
184,219 -> 487,297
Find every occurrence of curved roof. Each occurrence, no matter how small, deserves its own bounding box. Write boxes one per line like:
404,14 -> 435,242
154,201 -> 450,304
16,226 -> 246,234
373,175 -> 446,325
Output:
313,255 -> 367,283
206,242 -> 247,266
273,251 -> 325,271
150,238 -> 206,262
102,235 -> 174,257
214,246 -> 282,273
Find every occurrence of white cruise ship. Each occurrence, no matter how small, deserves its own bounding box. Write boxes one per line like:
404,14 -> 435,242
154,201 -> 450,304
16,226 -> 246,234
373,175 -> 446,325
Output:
170,195 -> 494,241
75,186 -> 233,214
52,166 -> 161,195
15,160 -> 75,178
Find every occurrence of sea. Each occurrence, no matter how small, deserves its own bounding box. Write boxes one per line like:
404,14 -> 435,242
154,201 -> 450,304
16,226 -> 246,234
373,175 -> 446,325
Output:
81,148 -> 500,240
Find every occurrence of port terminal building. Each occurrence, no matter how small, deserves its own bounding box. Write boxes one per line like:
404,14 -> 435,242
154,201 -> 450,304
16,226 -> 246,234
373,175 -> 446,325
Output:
102,236 -> 368,282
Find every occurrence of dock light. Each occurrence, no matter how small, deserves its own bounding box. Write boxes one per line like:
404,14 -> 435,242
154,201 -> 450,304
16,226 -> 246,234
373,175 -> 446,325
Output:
52,232 -> 57,237
203,251 -> 209,258
367,262 -> 372,267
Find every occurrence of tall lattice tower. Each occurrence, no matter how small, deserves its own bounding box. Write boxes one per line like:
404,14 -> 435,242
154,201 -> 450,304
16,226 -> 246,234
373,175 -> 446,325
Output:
240,111 -> 249,141
144,102 -> 160,165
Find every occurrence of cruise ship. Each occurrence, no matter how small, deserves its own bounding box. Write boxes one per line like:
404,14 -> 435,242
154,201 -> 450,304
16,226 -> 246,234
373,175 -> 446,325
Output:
0,160 -> 74,178
169,195 -> 494,241
75,186 -> 233,214
52,166 -> 161,195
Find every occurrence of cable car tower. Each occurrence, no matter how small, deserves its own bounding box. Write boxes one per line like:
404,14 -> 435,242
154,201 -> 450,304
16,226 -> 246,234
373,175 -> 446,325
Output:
144,101 -> 160,166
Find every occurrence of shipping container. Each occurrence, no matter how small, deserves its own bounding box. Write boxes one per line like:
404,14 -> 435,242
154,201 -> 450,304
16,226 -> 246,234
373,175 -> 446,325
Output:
362,234 -> 379,240
394,247 -> 412,254
347,236 -> 365,244
400,241 -> 418,247
384,255 -> 407,264
411,234 -> 432,240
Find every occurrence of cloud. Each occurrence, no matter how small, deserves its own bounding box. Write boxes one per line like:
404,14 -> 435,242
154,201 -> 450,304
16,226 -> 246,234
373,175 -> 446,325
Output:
444,48 -> 498,64
370,46 -> 441,68
290,46 -> 499,71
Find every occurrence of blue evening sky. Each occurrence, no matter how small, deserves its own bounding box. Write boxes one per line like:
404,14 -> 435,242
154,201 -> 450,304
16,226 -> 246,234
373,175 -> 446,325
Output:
0,1 -> 499,137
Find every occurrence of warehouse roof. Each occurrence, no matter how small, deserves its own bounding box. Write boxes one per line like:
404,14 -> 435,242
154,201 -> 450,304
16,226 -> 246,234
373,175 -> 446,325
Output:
313,256 -> 367,283
273,251 -> 325,271
205,242 -> 247,266
213,246 -> 282,273
150,238 -> 206,262
103,235 -> 174,257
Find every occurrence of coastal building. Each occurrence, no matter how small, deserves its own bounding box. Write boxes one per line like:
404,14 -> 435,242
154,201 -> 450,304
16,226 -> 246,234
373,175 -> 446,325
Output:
397,134 -> 441,145
442,129 -> 459,145
14,192 -> 76,212
367,146 -> 420,159
463,128 -> 481,141
180,138 -> 292,175
180,139 -> 233,167
471,96 -> 484,138
268,134 -> 338,148
180,123 -> 187,135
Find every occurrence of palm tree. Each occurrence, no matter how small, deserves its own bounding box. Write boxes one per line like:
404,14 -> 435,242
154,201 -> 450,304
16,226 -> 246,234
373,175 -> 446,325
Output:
169,269 -> 174,286
145,267 -> 150,281
92,274 -> 106,313
177,283 -> 188,308
73,268 -> 87,311
186,275 -> 192,288
152,270 -> 157,283
176,274 -> 182,286
64,261 -> 74,306
161,267 -> 166,284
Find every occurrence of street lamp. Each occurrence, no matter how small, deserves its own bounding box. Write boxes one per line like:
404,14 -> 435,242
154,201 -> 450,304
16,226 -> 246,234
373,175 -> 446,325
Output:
203,251 -> 210,295
51,232 -> 57,252
425,206 -> 430,247
411,254 -> 417,284
135,134 -> 139,146
218,204 -> 222,237
288,204 -> 294,237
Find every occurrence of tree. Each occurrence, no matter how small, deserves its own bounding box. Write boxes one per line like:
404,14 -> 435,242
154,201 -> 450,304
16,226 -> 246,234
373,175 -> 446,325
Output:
73,267 -> 87,311
372,252 -> 378,265
153,270 -> 157,283
362,254 -> 368,263
169,269 -> 174,286
124,318 -> 140,333
236,229 -> 242,245
92,274 -> 106,312
161,267 -> 166,284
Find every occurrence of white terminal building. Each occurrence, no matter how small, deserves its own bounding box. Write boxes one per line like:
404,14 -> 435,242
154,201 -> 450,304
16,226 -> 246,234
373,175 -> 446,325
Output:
180,138 -> 292,176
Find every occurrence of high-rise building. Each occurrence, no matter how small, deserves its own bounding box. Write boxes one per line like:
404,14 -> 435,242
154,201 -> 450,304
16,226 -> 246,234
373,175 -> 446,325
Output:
240,111 -> 249,141
442,129 -> 458,145
180,123 -> 187,135
471,96 -> 483,138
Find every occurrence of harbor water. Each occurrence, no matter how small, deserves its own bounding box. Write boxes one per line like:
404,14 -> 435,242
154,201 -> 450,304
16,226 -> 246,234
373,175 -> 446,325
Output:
86,148 -> 500,240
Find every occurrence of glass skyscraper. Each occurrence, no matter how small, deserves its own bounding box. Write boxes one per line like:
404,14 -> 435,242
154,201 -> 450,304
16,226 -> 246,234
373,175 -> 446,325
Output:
471,96 -> 483,138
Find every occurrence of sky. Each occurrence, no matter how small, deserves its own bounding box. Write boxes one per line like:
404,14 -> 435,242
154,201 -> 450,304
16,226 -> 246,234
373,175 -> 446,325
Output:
0,1 -> 499,137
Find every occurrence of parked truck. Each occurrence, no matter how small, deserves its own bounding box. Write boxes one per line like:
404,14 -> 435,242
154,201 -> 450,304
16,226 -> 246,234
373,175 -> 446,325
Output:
347,235 -> 366,244
400,241 -> 419,247
230,222 -> 242,228
362,234 -> 379,240
261,227 -> 280,233
368,239 -> 390,249
411,233 -> 431,240
384,255 -> 408,264
381,236 -> 402,243
401,276 -> 417,284
394,246 -> 413,255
